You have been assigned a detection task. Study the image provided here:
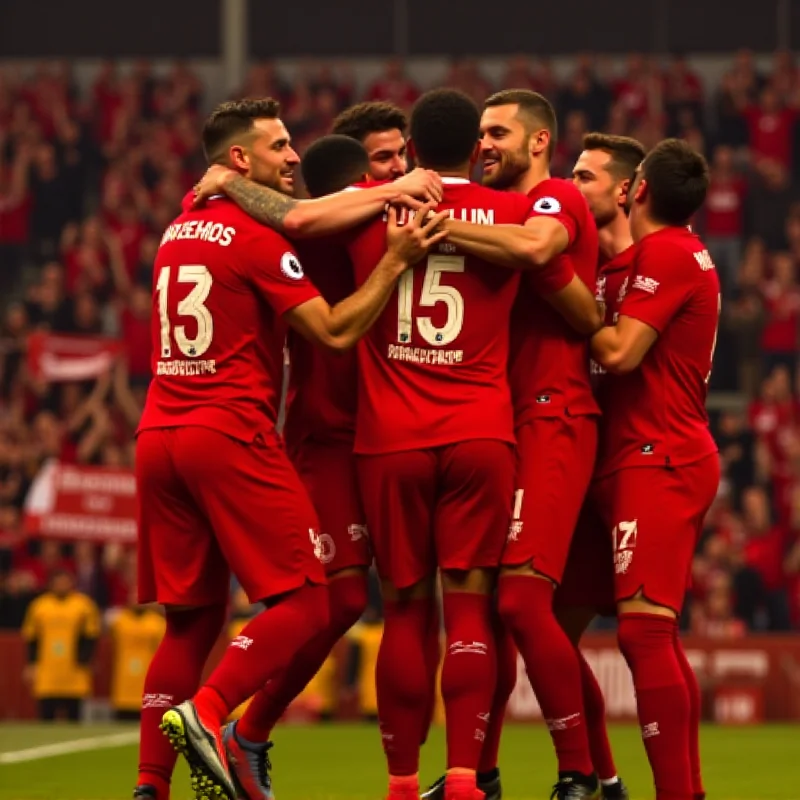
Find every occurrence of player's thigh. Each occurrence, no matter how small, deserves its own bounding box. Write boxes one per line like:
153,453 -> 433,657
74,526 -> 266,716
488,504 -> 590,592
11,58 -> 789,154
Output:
173,428 -> 326,603
604,455 -> 720,613
135,430 -> 228,607
435,439 -> 515,573
292,440 -> 370,575
502,416 -> 598,581
356,449 -> 437,589
554,497 -> 616,617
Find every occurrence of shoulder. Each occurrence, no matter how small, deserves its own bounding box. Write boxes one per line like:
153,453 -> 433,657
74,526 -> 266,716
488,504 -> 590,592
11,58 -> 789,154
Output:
528,179 -> 586,215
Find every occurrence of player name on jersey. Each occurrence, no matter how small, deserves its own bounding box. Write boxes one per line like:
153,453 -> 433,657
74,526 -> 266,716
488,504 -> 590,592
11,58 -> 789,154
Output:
160,221 -> 237,247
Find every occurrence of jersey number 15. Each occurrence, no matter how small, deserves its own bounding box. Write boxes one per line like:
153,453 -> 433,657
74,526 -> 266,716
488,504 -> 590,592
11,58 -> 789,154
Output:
397,255 -> 465,347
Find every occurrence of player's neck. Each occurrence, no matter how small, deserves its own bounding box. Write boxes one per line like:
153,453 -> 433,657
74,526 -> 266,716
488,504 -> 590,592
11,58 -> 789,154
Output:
514,162 -> 550,196
599,213 -> 634,260
633,215 -> 672,243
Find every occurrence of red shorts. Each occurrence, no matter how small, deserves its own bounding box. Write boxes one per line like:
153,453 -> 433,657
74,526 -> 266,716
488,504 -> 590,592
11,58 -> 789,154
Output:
357,440 -> 515,588
136,427 -> 326,607
593,454 -> 721,613
554,494 -> 616,616
289,439 -> 370,575
502,416 -> 598,582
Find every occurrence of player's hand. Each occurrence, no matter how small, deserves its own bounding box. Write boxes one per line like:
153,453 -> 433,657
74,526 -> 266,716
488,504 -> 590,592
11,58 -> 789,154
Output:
192,165 -> 238,207
391,168 -> 443,204
385,203 -> 450,267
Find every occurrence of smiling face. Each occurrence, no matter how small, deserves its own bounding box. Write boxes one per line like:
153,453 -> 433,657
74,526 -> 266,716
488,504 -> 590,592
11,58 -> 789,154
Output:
230,117 -> 300,196
479,103 -> 532,190
361,128 -> 407,180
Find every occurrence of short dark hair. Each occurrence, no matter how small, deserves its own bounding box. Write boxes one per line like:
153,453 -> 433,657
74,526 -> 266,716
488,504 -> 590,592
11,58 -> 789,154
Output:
409,89 -> 480,170
202,98 -> 281,164
582,132 -> 646,182
642,138 -> 709,225
485,89 -> 558,158
332,101 -> 407,142
301,135 -> 370,198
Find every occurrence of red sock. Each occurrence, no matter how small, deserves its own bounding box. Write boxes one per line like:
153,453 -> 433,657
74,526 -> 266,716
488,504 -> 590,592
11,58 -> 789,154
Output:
673,629 -> 705,800
196,583 -> 329,726
498,576 -> 593,776
441,592 -> 496,771
618,614 -> 693,800
377,597 -> 433,776
478,612 -> 516,774
419,599 -> 442,746
138,605 -> 227,798
577,649 -> 617,781
237,574 -> 367,742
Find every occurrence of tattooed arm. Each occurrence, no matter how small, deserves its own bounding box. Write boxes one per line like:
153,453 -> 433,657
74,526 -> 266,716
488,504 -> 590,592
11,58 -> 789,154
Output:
194,165 -> 442,238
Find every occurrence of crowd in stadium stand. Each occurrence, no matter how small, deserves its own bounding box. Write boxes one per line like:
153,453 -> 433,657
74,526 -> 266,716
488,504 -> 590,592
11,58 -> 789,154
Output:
1,51 -> 800,640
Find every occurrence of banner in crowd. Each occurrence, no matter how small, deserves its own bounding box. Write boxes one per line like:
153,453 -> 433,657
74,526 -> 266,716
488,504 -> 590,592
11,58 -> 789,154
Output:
507,636 -> 800,724
27,331 -> 123,383
24,460 -> 137,544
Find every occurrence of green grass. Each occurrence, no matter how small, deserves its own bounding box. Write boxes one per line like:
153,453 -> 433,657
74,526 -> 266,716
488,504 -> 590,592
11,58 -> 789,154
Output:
1,722 -> 799,799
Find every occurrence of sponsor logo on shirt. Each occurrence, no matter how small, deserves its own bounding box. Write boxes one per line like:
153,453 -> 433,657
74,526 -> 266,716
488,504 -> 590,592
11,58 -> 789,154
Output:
532,196 -> 562,214
231,635 -> 254,650
617,276 -> 629,303
632,275 -> 660,295
281,252 -> 304,280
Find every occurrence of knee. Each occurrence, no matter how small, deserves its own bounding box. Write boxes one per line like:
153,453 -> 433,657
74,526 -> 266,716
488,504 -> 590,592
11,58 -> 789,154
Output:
290,582 -> 330,639
329,572 -> 369,633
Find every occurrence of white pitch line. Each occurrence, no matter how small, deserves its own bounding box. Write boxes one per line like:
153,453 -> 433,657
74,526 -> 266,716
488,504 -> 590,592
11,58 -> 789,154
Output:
0,731 -> 138,764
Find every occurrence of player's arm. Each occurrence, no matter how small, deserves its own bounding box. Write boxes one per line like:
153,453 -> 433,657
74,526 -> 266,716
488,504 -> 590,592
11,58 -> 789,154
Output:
542,273 -> 604,335
442,215 -> 569,270
591,244 -> 692,373
590,316 -> 658,374
194,165 -> 442,238
286,206 -> 448,351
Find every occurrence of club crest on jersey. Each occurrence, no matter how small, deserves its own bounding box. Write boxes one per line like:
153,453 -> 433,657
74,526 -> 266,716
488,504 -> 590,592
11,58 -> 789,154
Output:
595,274 -> 607,302
281,252 -> 304,280
632,275 -> 660,295
532,196 -> 561,214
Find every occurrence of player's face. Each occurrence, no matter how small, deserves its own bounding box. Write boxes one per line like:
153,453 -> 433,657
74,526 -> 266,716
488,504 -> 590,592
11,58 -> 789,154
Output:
479,104 -> 531,190
362,129 -> 407,180
572,149 -> 625,228
245,118 -> 300,196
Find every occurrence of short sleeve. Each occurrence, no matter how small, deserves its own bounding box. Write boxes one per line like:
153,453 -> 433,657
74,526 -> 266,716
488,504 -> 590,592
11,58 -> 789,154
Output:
525,185 -> 581,244
528,253 -> 576,295
619,242 -> 694,334
244,230 -> 320,316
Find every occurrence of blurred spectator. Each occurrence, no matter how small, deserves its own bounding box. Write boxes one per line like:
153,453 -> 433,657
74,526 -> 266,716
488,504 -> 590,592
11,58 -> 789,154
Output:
703,145 -> 747,291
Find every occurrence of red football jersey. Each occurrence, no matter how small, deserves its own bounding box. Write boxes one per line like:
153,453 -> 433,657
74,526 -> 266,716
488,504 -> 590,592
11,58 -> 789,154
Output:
282,238 -> 357,449
596,227 -> 721,477
590,244 -> 637,405
346,177 -> 532,454
509,178 -> 600,424
138,197 -> 319,444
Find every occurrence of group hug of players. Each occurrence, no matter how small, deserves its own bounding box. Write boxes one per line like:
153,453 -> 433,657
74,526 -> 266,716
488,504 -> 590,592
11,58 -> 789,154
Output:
132,86 -> 720,800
